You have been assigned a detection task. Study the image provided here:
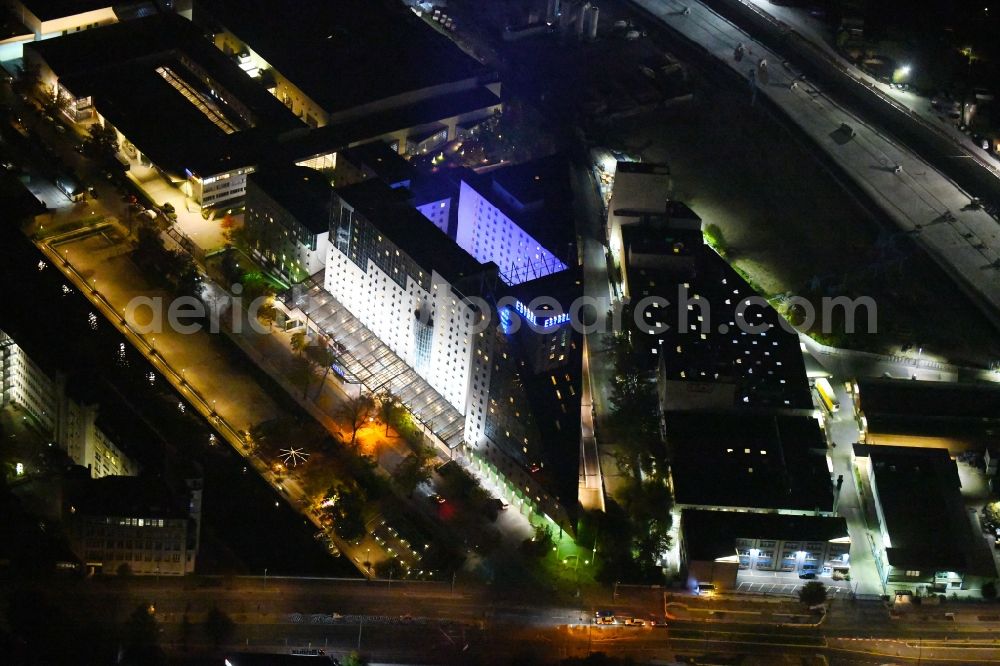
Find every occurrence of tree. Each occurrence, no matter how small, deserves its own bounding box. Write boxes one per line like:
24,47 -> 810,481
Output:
255,294 -> 277,329
703,223 -> 728,255
87,122 -> 119,157
342,652 -> 368,666
116,562 -> 133,577
392,446 -> 435,496
290,330 -> 308,354
120,605 -> 165,666
304,340 -> 338,397
375,558 -> 405,579
378,391 -> 402,436
179,613 -> 192,650
202,606 -> 235,648
798,581 -> 827,606
322,481 -> 366,541
521,523 -> 554,558
336,394 -> 375,447
220,213 -> 237,243
288,355 -> 316,399
984,502 -> 1000,531
983,580 -> 998,600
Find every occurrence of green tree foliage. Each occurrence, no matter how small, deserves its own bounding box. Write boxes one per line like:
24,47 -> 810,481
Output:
521,523 -> 554,558
87,122 -> 120,159
983,580 -> 997,600
703,223 -> 728,255
604,319 -> 664,476
288,355 -> 316,399
392,446 -> 436,497
304,341 -> 338,396
342,652 -> 368,666
322,481 -> 367,541
290,330 -> 308,354
132,222 -> 200,297
798,581 -> 828,606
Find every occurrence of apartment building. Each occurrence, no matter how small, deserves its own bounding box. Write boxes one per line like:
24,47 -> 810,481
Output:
1,329 -> 139,478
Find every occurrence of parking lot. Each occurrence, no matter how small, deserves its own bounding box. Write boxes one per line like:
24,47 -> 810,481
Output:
736,570 -> 853,598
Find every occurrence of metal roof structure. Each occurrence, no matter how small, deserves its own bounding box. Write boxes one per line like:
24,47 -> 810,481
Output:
289,279 -> 465,449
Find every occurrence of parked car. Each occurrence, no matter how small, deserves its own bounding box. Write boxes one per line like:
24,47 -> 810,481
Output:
798,571 -> 818,580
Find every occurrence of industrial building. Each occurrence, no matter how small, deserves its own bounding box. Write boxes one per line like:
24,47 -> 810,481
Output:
667,411 -> 834,515
680,509 -> 850,591
855,377 -> 1000,454
191,0 -> 501,142
853,444 -> 992,594
24,5 -> 501,210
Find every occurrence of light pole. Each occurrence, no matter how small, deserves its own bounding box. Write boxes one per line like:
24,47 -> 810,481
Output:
264,567 -> 268,587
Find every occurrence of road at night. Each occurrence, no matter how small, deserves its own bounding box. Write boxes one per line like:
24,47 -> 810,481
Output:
18,576 -> 1000,663
629,0 -> 1000,331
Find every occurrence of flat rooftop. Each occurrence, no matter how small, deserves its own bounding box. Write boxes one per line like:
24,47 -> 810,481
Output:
463,153 -> 577,260
66,475 -> 188,520
281,86 -> 502,164
859,377 -> 1000,424
341,141 -> 416,187
625,233 -> 813,411
333,178 -> 489,287
28,13 -> 301,175
18,0 -> 115,21
248,165 -> 331,235
0,9 -> 29,40
858,377 -> 1000,448
195,0 -> 491,117
668,412 -> 833,513
855,444 -> 974,572
681,509 -> 848,562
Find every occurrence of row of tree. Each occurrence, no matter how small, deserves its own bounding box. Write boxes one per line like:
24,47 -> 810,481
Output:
594,310 -> 675,583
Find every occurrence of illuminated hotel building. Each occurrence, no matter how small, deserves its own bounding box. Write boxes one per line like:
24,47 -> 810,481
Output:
303,156 -> 582,528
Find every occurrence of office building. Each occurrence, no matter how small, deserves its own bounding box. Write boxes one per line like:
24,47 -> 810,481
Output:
606,161 -> 672,268
63,473 -> 202,575
680,509 -> 850,591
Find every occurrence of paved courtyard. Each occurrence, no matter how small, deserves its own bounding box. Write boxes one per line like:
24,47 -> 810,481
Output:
736,569 -> 853,598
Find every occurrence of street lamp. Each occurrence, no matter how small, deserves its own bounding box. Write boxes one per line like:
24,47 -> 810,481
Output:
892,64 -> 912,85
